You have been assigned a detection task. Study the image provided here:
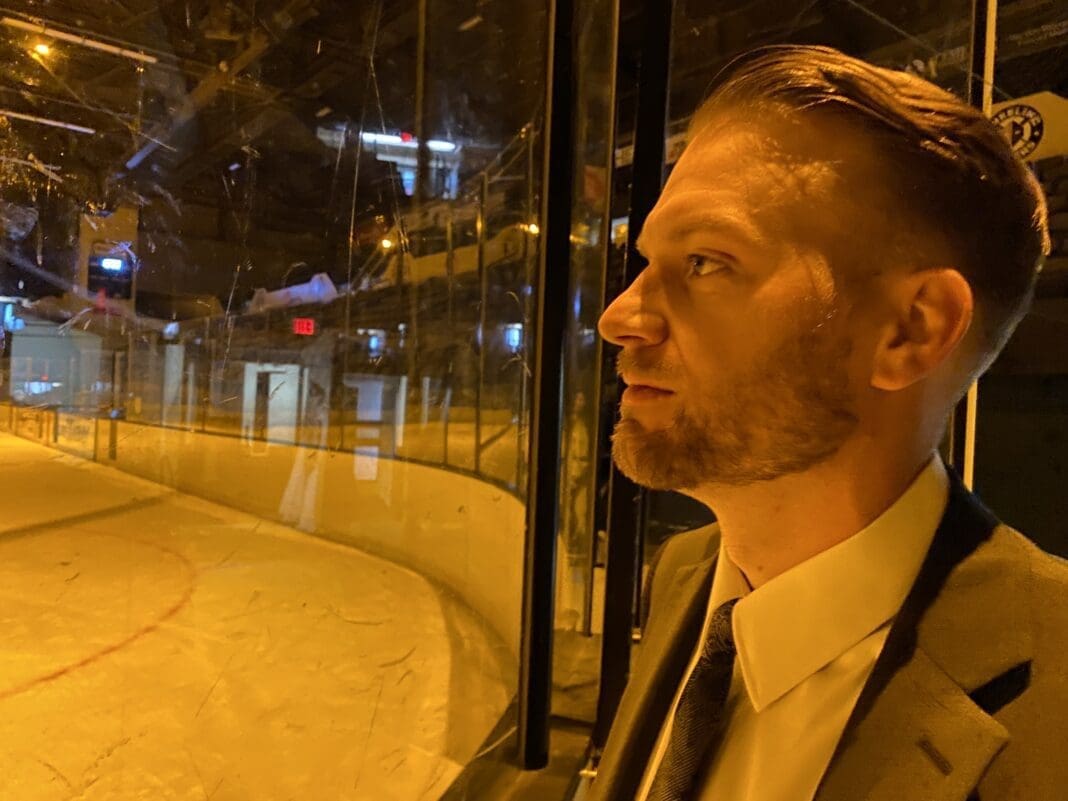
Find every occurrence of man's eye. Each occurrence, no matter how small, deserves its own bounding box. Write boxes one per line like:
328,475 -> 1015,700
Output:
686,254 -> 732,277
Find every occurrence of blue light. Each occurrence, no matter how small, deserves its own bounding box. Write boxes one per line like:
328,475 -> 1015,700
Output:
100,257 -> 124,272
504,323 -> 523,351
2,304 -> 25,331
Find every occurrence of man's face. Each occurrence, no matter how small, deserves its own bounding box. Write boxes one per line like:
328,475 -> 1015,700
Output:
598,114 -> 871,492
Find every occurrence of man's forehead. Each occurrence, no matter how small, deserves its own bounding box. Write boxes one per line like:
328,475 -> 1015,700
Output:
651,112 -> 887,241
686,107 -> 879,163
667,117 -> 847,203
642,111 -> 893,276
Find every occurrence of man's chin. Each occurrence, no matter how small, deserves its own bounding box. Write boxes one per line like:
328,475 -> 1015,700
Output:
611,427 -> 689,492
619,404 -> 676,432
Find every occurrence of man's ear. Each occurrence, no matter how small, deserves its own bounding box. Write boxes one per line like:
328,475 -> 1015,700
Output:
870,268 -> 974,392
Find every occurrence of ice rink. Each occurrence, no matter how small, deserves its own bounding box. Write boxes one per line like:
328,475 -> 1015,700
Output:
0,433 -> 514,800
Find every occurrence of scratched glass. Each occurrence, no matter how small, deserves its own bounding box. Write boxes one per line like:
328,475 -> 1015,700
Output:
0,2 -> 548,797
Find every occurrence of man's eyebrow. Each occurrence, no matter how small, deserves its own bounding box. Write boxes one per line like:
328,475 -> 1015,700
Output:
636,214 -> 766,256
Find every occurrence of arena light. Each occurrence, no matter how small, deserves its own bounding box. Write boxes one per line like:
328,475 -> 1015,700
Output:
2,17 -> 158,64
32,42 -> 50,56
359,131 -> 457,152
361,132 -> 402,146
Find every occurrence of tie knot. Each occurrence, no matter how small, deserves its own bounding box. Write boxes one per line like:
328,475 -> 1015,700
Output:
702,598 -> 738,660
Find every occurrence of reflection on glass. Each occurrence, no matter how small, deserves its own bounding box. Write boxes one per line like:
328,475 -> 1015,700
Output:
0,1 -> 547,796
550,0 -> 616,740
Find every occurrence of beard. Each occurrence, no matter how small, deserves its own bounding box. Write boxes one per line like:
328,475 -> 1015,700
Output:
611,322 -> 859,492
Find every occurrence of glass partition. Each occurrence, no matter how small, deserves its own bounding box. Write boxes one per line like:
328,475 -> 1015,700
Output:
974,0 -> 1068,558
550,0 -> 618,737
0,2 -> 550,796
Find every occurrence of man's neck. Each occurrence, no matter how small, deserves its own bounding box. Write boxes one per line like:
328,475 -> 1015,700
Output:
692,445 -> 936,589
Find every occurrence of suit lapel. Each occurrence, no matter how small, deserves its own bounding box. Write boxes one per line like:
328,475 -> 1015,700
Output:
815,645 -> 1010,801
816,468 -> 1032,801
589,553 -> 717,801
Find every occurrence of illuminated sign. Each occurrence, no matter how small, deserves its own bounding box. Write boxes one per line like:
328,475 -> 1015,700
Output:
991,91 -> 1068,162
100,257 -> 125,272
292,318 -> 316,336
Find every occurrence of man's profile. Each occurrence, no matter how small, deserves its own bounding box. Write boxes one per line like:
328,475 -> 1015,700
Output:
588,45 -> 1067,801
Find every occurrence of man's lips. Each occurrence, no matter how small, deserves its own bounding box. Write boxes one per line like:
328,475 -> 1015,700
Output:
620,374 -> 675,392
621,381 -> 676,404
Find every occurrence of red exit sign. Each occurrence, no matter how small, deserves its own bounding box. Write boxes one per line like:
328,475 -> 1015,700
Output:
292,317 -> 316,336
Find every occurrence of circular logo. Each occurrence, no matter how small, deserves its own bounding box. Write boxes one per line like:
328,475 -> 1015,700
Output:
992,104 -> 1044,159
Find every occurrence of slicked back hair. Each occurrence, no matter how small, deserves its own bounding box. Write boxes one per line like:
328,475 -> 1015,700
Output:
689,45 -> 1050,365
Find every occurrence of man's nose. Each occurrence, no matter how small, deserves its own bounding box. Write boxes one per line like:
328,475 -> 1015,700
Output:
598,270 -> 668,347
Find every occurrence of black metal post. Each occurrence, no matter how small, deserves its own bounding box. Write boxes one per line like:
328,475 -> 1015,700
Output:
445,208 -> 455,465
413,0 -> 430,205
475,172 -> 488,473
517,0 -> 574,769
517,127 -> 537,490
446,208 -> 456,338
967,0 -> 994,108
408,0 -> 428,407
592,0 -> 675,752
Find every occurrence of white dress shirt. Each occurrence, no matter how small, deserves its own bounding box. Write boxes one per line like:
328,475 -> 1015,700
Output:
636,457 -> 950,801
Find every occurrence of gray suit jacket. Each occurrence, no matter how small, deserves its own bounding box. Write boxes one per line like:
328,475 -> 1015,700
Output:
589,469 -> 1068,801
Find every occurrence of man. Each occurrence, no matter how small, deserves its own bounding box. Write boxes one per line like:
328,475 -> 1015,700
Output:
589,45 -> 1068,801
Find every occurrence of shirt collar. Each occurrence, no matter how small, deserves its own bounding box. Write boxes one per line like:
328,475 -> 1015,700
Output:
710,456 -> 950,712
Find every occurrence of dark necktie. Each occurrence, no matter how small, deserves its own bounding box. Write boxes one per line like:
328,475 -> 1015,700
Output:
647,598 -> 740,801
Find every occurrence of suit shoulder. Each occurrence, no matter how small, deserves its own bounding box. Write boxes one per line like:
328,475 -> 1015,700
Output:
657,524 -> 721,573
1015,529 -> 1068,650
977,527 -> 1068,798
1016,528 -> 1068,588
642,524 -> 719,628
996,525 -> 1068,615
985,526 -> 1068,731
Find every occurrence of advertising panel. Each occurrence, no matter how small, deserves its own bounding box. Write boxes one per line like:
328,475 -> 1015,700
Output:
55,411 -> 98,460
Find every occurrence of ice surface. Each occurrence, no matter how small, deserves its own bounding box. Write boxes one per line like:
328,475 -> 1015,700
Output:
0,434 -> 511,800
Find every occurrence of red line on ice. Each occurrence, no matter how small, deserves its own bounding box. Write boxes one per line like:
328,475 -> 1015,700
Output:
0,538 -> 197,701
